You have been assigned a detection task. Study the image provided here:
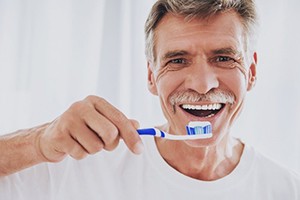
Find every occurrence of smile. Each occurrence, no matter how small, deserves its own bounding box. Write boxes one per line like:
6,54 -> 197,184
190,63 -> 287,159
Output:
180,103 -> 225,118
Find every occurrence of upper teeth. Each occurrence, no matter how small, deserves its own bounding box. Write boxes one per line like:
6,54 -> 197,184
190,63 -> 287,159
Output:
182,103 -> 222,110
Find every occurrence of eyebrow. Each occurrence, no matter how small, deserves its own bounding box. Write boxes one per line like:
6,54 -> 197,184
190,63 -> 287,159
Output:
161,50 -> 190,62
211,47 -> 241,57
160,47 -> 243,63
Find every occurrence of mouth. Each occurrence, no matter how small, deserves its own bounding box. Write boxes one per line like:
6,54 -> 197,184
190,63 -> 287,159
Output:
180,103 -> 225,118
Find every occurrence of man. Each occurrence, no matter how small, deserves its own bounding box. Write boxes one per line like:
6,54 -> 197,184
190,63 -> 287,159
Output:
0,0 -> 299,199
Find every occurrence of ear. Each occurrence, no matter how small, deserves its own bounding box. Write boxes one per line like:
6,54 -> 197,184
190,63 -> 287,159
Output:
147,62 -> 158,95
247,52 -> 257,91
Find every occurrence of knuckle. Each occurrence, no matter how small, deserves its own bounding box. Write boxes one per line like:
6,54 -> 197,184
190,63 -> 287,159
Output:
69,101 -> 90,115
102,127 -> 119,144
73,153 -> 87,160
111,111 -> 127,124
89,142 -> 103,154
85,95 -> 102,104
69,101 -> 85,111
84,95 -> 95,102
70,146 -> 87,160
104,139 -> 120,151
95,97 -> 109,108
68,101 -> 92,120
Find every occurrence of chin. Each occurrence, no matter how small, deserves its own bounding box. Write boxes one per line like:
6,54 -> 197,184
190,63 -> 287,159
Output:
184,138 -> 216,148
183,132 -> 223,148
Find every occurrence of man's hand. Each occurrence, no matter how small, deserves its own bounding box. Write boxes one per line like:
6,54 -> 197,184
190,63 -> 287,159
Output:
37,95 -> 144,162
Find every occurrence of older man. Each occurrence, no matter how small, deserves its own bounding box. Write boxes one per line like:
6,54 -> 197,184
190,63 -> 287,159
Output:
1,0 -> 299,199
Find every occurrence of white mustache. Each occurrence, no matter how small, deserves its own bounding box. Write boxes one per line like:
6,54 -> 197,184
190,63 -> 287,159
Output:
169,89 -> 235,106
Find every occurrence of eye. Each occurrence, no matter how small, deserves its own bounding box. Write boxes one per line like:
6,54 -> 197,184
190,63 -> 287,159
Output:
215,56 -> 234,62
211,56 -> 238,69
168,58 -> 188,64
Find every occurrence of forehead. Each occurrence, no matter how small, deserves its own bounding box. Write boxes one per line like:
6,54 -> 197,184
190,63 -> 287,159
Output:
154,11 -> 245,61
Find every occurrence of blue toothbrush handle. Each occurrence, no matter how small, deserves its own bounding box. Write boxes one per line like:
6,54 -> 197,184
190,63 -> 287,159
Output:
137,128 -> 156,136
137,128 -> 165,138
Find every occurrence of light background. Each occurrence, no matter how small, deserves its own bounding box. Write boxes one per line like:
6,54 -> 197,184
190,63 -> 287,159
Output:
0,0 -> 299,173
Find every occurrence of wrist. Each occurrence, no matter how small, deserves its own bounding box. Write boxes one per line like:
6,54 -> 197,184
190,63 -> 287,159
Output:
33,123 -> 52,163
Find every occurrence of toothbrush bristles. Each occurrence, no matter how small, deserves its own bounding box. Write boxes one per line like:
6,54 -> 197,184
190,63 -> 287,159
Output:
186,125 -> 212,135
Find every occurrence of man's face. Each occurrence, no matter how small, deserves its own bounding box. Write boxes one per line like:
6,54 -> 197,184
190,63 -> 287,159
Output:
147,11 -> 257,147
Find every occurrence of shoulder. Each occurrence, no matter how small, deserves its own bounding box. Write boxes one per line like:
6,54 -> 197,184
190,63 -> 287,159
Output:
252,146 -> 299,176
247,145 -> 300,190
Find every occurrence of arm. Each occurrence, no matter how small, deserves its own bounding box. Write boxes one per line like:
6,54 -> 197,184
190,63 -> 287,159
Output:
0,95 -> 143,177
0,124 -> 49,176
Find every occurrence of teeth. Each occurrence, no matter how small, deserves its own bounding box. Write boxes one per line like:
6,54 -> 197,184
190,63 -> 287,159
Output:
182,103 -> 222,111
206,113 -> 215,118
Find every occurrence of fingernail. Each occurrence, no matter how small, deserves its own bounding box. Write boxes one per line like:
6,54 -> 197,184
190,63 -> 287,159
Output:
133,142 -> 144,155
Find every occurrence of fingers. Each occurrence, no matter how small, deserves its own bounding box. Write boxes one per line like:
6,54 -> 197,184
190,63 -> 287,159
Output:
130,119 -> 140,129
87,96 -> 144,154
38,120 -> 89,162
39,95 -> 143,163
69,121 -> 104,154
63,136 -> 89,160
79,109 -> 120,151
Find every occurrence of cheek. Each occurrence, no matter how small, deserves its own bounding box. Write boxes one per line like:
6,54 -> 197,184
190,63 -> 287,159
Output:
155,71 -> 185,99
154,71 -> 187,119
221,68 -> 248,96
221,70 -> 248,129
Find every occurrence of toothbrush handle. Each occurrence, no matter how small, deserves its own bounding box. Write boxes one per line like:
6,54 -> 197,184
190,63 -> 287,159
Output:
137,128 -> 156,136
137,128 -> 165,138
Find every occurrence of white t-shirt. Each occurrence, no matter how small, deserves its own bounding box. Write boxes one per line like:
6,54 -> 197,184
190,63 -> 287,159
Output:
1,137 -> 299,200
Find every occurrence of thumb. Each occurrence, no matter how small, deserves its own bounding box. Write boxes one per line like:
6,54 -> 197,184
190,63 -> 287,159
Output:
130,119 -> 140,129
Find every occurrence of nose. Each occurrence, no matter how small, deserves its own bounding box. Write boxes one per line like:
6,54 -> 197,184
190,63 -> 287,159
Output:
184,61 -> 219,94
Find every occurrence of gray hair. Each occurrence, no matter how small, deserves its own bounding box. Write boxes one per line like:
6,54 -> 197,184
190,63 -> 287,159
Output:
144,0 -> 258,63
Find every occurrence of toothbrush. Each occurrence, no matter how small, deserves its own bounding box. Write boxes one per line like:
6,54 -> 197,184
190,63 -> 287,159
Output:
137,121 -> 212,140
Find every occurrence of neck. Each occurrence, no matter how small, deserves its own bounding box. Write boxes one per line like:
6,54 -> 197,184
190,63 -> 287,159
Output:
155,131 -> 244,181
